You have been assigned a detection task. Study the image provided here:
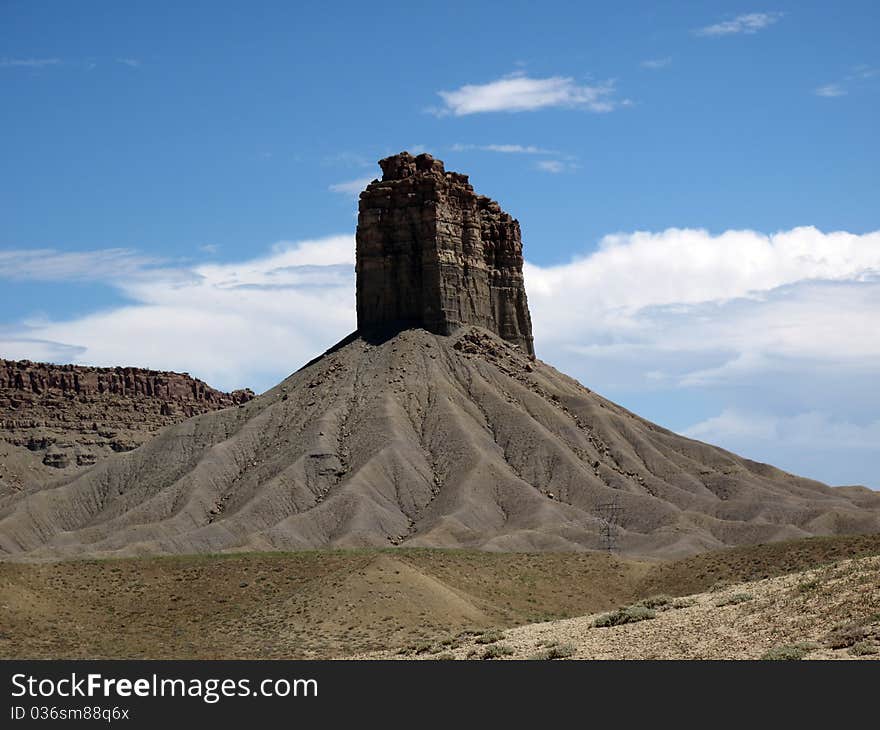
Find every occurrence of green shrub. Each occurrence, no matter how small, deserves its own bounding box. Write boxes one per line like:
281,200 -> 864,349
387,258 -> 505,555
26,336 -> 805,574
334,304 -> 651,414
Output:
849,641 -> 878,657
594,605 -> 656,628
714,592 -> 753,607
475,630 -> 504,645
672,598 -> 696,609
482,644 -> 514,660
638,595 -> 673,610
761,642 -> 818,661
540,643 -> 576,660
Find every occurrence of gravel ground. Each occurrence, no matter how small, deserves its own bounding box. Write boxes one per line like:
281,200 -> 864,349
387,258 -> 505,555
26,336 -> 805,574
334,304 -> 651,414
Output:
360,555 -> 880,660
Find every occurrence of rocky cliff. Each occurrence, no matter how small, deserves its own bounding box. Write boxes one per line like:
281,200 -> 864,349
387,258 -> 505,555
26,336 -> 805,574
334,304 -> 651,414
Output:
0,359 -> 253,493
356,151 -> 535,356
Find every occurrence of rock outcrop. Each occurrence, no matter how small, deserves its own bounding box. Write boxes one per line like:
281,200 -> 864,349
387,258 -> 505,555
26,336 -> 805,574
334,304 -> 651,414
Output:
0,359 -> 253,493
356,151 -> 535,356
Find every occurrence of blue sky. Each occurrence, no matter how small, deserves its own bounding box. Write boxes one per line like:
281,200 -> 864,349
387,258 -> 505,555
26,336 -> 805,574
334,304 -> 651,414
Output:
1,1 -> 878,487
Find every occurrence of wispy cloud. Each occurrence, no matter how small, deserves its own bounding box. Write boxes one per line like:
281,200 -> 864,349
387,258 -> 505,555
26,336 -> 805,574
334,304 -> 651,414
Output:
815,83 -> 847,98
116,58 -> 141,68
848,64 -> 880,80
0,248 -> 167,282
815,66 -> 879,98
328,177 -> 374,196
640,57 -> 672,70
435,73 -> 619,116
451,143 -> 556,155
696,12 -> 783,37
535,159 -> 577,174
0,57 -> 61,69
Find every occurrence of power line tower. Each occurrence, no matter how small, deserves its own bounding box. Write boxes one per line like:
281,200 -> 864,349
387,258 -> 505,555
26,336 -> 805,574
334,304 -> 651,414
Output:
596,496 -> 624,554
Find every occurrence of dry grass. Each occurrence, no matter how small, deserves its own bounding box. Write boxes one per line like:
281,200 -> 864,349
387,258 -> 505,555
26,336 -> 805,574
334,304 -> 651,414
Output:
359,553 -> 880,660
2,534 -> 879,660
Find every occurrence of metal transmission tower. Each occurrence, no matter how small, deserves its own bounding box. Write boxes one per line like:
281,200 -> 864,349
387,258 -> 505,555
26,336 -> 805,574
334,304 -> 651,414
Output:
596,496 -> 624,554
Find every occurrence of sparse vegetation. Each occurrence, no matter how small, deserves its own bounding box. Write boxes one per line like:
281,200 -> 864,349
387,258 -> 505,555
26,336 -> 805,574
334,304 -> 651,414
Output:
594,605 -> 656,628
4,537 -> 880,660
760,642 -> 819,661
797,578 -> 821,593
481,644 -> 514,660
474,630 -> 504,645
714,592 -> 753,607
849,642 -> 878,657
535,643 -> 576,660
638,595 -> 673,610
827,621 -> 871,649
672,597 -> 696,609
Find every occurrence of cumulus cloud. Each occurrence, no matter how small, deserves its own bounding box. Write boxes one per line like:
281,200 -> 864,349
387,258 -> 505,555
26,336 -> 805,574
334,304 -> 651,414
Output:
696,12 -> 784,37
526,226 -> 880,338
435,73 -> 619,115
521,225 -> 880,486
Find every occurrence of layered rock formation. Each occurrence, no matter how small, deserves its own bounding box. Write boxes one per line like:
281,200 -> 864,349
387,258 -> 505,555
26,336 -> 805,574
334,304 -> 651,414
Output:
0,359 -> 253,494
356,151 -> 535,356
2,154 -> 879,559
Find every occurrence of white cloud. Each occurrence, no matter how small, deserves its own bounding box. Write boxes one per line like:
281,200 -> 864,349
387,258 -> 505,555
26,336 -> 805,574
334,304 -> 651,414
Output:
684,409 -> 880,450
0,236 -> 356,392
696,12 -> 783,37
640,58 -> 672,69
328,177 -> 374,196
682,409 -> 880,486
116,58 -> 141,68
0,248 -> 166,282
0,58 -> 61,68
848,65 -> 879,80
815,83 -> 847,98
526,225 -> 880,391
435,73 -> 618,115
451,143 -> 556,155
535,159 -> 577,174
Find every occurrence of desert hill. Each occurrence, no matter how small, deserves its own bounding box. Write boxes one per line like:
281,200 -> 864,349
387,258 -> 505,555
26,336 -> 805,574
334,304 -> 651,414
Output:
0,151 -> 877,559
0,326 -> 877,558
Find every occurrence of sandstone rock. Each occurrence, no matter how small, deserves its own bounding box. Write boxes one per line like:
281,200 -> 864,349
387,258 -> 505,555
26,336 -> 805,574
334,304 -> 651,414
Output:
356,151 -> 535,356
0,358 -> 255,487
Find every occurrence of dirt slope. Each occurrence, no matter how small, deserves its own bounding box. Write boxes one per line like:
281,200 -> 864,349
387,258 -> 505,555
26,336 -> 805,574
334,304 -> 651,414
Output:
0,327 -> 877,558
380,555 -> 880,660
